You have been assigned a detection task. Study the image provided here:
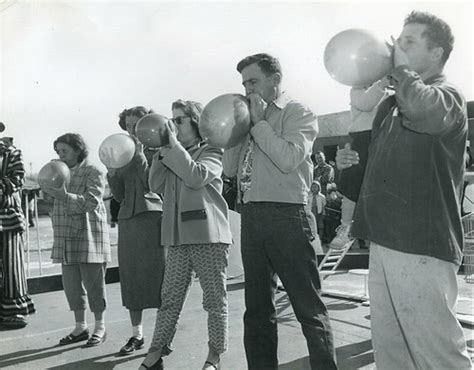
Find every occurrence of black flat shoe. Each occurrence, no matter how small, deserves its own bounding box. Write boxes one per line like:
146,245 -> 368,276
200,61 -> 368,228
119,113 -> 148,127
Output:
59,329 -> 89,345
119,336 -> 144,355
85,331 -> 107,347
140,357 -> 163,370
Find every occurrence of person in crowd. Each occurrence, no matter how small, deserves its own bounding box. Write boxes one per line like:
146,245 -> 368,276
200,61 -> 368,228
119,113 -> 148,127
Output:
223,53 -> 336,370
141,99 -> 232,370
0,133 -> 35,328
313,151 -> 334,195
329,78 -> 390,250
323,186 -> 342,244
337,11 -> 472,369
310,180 -> 326,243
44,133 -> 110,347
107,106 -> 166,356
21,192 -> 36,228
109,198 -> 120,228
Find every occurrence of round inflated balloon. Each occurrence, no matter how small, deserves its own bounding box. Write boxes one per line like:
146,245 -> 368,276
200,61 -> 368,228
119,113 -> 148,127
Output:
135,113 -> 169,148
199,94 -> 251,149
37,160 -> 70,190
98,133 -> 135,169
324,28 -> 393,87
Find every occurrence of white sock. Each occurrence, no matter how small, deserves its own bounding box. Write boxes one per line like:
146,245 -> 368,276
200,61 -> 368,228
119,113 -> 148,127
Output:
72,321 -> 87,335
94,319 -> 106,337
133,325 -> 143,340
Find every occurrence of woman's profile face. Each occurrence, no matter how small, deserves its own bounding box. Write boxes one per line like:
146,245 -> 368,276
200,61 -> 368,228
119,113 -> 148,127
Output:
55,142 -> 80,168
172,108 -> 198,144
125,115 -> 140,136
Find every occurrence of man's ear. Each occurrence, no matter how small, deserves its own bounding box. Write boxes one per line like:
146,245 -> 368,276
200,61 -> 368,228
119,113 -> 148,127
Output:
430,46 -> 444,63
272,72 -> 282,85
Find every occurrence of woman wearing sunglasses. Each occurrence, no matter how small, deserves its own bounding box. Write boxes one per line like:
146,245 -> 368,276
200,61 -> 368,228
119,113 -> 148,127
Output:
142,100 -> 232,370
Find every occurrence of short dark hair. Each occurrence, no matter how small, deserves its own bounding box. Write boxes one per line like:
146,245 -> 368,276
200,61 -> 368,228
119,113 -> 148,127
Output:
118,106 -> 154,131
404,10 -> 454,65
236,53 -> 282,77
171,99 -> 203,140
54,133 -> 88,163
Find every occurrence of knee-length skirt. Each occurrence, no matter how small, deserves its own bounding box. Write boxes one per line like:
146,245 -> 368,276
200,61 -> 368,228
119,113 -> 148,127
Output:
118,211 -> 165,310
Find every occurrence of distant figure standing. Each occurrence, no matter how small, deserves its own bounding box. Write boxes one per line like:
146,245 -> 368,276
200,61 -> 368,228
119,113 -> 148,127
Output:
313,151 -> 334,195
0,135 -> 35,328
310,180 -> 326,242
109,198 -> 120,228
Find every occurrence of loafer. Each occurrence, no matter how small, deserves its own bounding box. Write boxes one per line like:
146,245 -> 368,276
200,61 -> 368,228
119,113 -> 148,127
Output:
140,357 -> 163,370
85,331 -> 107,347
59,329 -> 89,345
1,316 -> 28,329
119,336 -> 144,355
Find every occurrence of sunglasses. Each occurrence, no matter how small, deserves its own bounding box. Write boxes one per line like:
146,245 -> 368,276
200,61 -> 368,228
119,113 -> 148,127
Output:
171,116 -> 190,125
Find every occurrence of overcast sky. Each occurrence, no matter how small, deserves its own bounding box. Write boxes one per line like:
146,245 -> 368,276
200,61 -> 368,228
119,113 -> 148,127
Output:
1,0 -> 472,174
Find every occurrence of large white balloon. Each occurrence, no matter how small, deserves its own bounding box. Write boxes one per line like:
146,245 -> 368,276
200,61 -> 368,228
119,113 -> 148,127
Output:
324,28 -> 393,87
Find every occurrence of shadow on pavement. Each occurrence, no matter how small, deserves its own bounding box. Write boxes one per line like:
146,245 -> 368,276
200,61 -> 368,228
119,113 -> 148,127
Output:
0,343 -> 85,368
47,352 -> 146,370
336,339 -> 374,370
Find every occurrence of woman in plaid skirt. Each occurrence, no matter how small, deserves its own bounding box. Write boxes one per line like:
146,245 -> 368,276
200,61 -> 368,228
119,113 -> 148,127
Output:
44,133 -> 110,347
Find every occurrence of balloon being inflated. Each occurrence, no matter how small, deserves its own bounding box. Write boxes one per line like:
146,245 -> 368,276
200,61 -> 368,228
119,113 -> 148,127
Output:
199,94 -> 251,149
324,28 -> 393,87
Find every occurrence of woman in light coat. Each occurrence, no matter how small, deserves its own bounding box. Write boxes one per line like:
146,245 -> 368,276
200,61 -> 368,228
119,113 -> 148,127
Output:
140,100 -> 232,370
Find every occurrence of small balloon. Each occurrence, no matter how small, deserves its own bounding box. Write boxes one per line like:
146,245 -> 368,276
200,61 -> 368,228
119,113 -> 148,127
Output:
324,28 -> 393,87
98,133 -> 135,169
199,94 -> 251,149
37,160 -> 70,190
135,113 -> 169,148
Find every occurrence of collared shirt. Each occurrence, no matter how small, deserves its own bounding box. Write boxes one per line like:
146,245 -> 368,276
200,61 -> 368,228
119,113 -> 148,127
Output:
223,92 -> 318,205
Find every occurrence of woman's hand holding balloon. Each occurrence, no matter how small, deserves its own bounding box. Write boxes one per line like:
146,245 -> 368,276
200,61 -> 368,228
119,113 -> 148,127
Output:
43,183 -> 68,200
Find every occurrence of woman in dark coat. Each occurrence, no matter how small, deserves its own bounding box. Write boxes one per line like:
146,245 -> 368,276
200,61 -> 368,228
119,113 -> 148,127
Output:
107,106 -> 166,356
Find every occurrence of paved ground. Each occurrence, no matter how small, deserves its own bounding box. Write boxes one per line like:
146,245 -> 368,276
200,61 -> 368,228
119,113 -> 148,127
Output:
1,272 -> 473,370
7,215 -> 472,369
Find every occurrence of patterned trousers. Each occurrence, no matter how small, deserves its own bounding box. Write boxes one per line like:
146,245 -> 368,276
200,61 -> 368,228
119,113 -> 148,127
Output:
150,243 -> 229,355
0,231 -> 35,319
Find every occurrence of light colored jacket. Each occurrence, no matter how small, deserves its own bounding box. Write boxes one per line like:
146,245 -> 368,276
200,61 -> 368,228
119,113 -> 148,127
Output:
51,159 -> 111,264
148,142 -> 232,247
223,93 -> 317,205
107,149 -> 162,220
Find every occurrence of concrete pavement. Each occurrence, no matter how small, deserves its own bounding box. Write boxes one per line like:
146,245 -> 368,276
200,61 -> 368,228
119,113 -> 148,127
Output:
1,273 -> 473,370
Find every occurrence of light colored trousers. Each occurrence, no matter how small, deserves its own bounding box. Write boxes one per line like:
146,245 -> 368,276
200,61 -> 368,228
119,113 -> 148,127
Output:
368,243 -> 472,370
150,243 -> 229,355
61,263 -> 107,313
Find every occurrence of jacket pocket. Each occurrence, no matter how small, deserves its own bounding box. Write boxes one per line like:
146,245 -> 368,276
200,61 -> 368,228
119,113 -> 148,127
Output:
181,209 -> 207,222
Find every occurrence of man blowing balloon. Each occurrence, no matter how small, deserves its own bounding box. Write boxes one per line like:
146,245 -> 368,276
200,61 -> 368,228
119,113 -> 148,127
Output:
223,53 -> 337,370
336,11 -> 472,369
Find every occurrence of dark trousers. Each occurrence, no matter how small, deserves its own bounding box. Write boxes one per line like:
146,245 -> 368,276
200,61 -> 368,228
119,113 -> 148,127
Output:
241,202 -> 337,370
